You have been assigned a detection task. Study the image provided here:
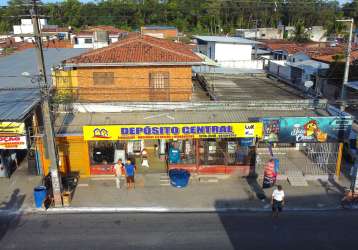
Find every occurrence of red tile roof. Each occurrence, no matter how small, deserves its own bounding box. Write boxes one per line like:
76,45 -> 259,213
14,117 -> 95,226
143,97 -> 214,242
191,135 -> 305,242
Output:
41,27 -> 69,33
64,34 -> 202,65
312,49 -> 358,64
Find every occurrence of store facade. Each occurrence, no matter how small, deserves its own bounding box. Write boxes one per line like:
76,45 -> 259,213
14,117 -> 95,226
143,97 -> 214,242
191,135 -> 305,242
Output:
56,122 -> 263,177
0,122 -> 28,177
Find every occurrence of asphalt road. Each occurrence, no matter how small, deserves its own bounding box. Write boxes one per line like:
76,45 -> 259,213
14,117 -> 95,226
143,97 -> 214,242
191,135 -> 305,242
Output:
0,211 -> 357,250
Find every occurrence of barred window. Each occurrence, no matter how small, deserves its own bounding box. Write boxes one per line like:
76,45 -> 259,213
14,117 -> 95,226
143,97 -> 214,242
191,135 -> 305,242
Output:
93,72 -> 114,85
149,72 -> 169,89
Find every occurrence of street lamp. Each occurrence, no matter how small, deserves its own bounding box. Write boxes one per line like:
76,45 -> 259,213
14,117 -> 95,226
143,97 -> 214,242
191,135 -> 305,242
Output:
336,18 -> 354,111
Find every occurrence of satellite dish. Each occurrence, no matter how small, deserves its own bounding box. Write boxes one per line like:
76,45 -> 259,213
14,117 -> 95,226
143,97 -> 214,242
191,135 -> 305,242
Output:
304,81 -> 314,88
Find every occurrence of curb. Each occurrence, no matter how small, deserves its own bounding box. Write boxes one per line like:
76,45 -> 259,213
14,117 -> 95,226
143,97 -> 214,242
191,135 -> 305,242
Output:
0,205 -> 351,215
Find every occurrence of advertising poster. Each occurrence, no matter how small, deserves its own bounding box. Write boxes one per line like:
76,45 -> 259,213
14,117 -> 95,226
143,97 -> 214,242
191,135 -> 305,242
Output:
279,117 -> 352,143
261,117 -> 352,143
83,123 -> 263,141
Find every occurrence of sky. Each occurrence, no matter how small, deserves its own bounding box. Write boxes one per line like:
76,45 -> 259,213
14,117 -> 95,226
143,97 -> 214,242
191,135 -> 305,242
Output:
0,0 -> 354,5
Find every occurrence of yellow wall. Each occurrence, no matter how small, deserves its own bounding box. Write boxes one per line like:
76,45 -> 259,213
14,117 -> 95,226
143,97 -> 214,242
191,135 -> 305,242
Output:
57,136 -> 90,177
37,136 -> 90,177
52,69 -> 78,96
56,66 -> 193,102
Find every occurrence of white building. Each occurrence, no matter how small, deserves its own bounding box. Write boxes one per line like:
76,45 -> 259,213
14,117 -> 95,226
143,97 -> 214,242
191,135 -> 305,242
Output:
236,28 -> 283,40
13,19 -> 47,43
193,35 -> 263,69
72,27 -> 128,49
309,26 -> 327,42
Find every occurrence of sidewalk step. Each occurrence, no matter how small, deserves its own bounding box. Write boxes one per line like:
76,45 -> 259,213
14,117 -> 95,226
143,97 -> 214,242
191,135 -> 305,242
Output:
287,171 -> 309,187
159,175 -> 170,186
198,177 -> 219,183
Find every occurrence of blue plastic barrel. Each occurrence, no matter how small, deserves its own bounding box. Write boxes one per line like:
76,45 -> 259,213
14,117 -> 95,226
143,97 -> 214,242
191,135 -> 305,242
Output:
169,169 -> 190,188
33,186 -> 47,208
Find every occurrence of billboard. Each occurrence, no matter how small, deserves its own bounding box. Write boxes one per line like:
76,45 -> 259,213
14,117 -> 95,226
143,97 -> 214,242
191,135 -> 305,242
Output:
262,117 -> 352,143
83,123 -> 263,141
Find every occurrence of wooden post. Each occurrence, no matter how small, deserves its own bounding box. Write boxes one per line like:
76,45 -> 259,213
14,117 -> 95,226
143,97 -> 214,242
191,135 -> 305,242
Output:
335,143 -> 344,179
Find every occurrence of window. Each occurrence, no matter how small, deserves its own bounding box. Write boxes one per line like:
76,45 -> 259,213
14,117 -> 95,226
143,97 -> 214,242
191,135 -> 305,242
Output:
149,72 -> 170,101
149,72 -> 169,89
89,141 -> 125,165
84,38 -> 93,44
199,139 -> 252,166
93,72 -> 114,85
168,140 -> 196,164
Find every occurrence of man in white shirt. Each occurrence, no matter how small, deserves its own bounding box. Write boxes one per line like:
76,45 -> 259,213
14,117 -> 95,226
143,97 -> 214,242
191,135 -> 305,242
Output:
271,185 -> 285,217
114,159 -> 124,189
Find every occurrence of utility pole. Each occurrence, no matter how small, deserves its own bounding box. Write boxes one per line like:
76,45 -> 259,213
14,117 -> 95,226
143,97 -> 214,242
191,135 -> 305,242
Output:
336,18 -> 354,111
254,19 -> 258,59
30,0 -> 62,207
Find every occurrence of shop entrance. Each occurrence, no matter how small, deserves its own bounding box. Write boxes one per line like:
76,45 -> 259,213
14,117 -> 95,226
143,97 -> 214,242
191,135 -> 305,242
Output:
88,140 -> 167,175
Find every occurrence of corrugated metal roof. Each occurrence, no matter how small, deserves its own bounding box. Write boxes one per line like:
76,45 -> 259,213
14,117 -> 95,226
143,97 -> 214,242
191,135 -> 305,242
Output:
0,89 -> 40,121
347,81 -> 358,91
193,35 -> 261,44
142,26 -> 177,30
55,109 -> 320,135
0,48 -> 88,88
288,60 -> 329,69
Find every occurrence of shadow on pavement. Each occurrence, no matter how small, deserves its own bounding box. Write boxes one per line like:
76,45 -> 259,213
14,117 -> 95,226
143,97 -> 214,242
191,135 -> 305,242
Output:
0,188 -> 25,241
245,176 -> 267,201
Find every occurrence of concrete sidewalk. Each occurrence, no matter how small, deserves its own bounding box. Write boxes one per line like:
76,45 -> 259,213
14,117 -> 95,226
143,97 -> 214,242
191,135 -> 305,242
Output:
0,165 -> 353,214
0,161 -> 42,214
62,173 -> 349,212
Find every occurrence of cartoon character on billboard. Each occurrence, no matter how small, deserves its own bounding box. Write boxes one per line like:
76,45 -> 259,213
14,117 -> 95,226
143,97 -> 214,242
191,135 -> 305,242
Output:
303,120 -> 327,142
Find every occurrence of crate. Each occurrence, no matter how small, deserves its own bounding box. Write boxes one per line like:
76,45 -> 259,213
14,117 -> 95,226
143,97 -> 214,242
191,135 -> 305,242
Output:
62,191 -> 72,207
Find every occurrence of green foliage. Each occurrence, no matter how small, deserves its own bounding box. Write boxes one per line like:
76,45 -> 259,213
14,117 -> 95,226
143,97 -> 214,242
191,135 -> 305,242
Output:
291,20 -> 310,42
0,0 -> 353,36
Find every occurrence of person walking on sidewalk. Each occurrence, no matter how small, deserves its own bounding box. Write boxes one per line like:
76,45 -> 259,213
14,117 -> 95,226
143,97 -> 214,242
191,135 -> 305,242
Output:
124,159 -> 136,189
271,185 -> 285,218
114,159 -> 124,189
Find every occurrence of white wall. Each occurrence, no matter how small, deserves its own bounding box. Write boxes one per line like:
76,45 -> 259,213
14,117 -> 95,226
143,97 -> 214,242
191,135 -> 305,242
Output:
214,43 -> 252,62
13,19 -> 47,43
73,37 -> 95,48
220,60 -> 264,69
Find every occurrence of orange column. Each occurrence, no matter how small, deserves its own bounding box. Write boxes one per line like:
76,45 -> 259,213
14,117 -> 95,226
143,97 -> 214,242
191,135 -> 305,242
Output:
335,143 -> 344,179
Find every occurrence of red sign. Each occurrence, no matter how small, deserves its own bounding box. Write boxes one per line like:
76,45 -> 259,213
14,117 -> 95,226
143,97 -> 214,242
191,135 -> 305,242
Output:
0,136 -> 27,149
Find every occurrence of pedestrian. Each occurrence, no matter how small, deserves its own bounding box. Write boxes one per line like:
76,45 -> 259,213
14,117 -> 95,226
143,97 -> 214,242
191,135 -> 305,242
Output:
114,159 -> 124,189
141,148 -> 149,168
271,185 -> 285,218
124,159 -> 136,189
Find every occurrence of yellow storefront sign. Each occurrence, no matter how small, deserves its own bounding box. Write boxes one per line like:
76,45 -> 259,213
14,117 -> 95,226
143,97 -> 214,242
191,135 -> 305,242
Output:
83,123 -> 263,141
0,122 -> 25,135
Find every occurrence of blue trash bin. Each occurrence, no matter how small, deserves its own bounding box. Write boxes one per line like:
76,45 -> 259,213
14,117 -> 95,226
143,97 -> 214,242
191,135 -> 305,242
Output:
33,185 -> 47,208
169,169 -> 190,188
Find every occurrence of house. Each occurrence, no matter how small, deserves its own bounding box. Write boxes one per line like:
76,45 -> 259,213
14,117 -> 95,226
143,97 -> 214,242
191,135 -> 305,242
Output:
55,35 -> 202,102
41,26 -> 71,40
193,35 -> 262,69
13,19 -> 47,43
140,26 -> 178,39
236,28 -> 283,40
71,26 -> 128,49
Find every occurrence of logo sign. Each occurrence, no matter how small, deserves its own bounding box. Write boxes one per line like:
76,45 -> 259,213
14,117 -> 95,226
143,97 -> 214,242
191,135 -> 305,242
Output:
0,122 -> 25,135
0,136 -> 27,149
83,123 -> 263,141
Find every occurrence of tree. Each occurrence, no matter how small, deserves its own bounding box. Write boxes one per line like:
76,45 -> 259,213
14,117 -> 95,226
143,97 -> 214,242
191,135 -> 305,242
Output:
291,20 -> 310,42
